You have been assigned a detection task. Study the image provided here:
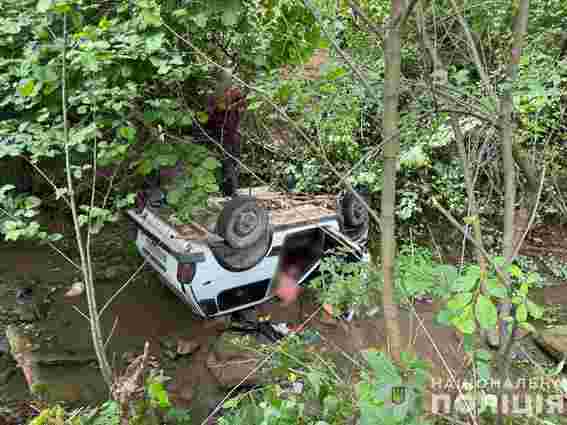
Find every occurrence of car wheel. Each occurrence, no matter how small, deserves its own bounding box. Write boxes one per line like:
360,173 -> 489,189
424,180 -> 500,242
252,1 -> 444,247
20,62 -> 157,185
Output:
217,196 -> 269,249
210,229 -> 272,272
341,190 -> 369,227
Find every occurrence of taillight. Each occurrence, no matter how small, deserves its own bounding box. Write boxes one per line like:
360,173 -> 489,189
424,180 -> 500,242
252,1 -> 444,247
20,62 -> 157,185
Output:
135,191 -> 146,212
177,262 -> 195,284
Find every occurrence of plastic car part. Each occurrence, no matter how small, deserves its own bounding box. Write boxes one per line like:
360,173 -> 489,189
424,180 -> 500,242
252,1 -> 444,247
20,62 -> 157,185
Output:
216,196 -> 269,249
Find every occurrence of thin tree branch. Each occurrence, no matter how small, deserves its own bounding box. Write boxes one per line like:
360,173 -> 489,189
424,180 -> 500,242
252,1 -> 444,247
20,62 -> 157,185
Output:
61,13 -> 112,387
100,261 -> 147,317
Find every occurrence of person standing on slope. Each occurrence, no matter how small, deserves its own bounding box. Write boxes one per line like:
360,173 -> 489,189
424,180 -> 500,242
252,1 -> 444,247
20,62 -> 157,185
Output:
205,68 -> 246,198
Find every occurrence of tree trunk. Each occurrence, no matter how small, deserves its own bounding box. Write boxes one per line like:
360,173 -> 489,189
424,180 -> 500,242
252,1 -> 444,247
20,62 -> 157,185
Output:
497,1 -> 530,422
380,0 -> 405,363
498,0 -> 530,348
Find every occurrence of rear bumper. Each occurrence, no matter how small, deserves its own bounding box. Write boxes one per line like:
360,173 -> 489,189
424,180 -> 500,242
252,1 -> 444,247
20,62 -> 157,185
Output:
126,209 -> 206,263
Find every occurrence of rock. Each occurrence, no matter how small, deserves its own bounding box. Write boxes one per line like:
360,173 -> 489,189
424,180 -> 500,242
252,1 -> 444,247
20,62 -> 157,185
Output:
485,328 -> 500,349
64,282 -> 84,298
177,338 -> 200,356
206,332 -> 270,388
533,325 -> 567,361
5,325 -> 103,402
0,336 -> 9,354
15,288 -> 34,304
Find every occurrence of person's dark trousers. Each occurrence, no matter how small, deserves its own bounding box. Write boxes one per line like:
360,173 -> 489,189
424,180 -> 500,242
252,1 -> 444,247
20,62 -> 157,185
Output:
222,141 -> 240,197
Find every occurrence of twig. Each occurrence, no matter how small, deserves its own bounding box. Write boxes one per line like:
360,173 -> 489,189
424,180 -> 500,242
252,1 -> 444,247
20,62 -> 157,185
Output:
72,305 -> 91,322
511,164 -> 546,260
432,198 -> 512,287
100,261 -> 147,317
21,156 -> 70,207
104,316 -> 119,350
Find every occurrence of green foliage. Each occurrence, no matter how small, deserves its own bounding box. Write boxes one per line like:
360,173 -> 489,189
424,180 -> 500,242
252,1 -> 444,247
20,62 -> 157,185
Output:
217,332 -> 431,425
395,246 -> 457,300
0,0 -> 324,228
88,400 -> 120,425
28,406 -> 67,425
438,257 -> 545,336
356,350 -> 430,425
310,251 -> 382,318
146,372 -> 171,410
0,184 -> 62,241
311,245 -> 460,318
135,143 -> 220,219
27,378 -> 190,425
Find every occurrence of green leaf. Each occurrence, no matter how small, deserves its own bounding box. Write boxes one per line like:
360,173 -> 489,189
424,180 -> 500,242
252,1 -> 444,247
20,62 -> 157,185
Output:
37,0 -> 53,12
221,9 -> 239,26
119,126 -> 136,141
435,309 -> 452,326
493,256 -> 506,267
18,80 -> 36,97
196,111 -> 208,124
145,33 -> 165,52
193,13 -> 208,28
518,321 -> 536,334
166,190 -> 182,205
454,273 -> 479,292
475,349 -> 492,362
157,154 -> 178,166
222,398 -> 239,409
0,185 -> 15,200
323,395 -> 339,416
526,299 -> 543,319
364,351 -> 402,385
24,196 -> 42,209
519,282 -> 529,296
4,21 -> 21,35
147,381 -> 170,408
475,295 -> 498,330
204,183 -> 219,192
142,10 -> 161,26
202,157 -> 219,170
509,264 -> 522,278
452,305 -> 476,334
306,371 -> 322,397
47,233 -> 63,242
447,292 -> 473,311
516,303 -> 528,322
325,67 -> 347,81
485,279 -> 507,298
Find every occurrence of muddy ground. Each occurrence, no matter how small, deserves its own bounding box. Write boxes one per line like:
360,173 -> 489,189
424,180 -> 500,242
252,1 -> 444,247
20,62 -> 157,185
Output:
1,218 -> 567,424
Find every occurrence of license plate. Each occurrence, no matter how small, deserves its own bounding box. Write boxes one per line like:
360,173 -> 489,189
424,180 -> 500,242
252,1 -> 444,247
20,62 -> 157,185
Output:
142,233 -> 168,266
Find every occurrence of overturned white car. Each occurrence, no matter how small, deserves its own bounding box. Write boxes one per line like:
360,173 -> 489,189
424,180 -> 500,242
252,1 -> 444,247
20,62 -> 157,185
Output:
127,187 -> 369,319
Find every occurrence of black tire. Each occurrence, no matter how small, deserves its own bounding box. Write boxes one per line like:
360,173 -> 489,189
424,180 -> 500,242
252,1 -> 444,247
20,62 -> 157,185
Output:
210,229 -> 272,272
216,196 -> 269,249
341,191 -> 369,227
